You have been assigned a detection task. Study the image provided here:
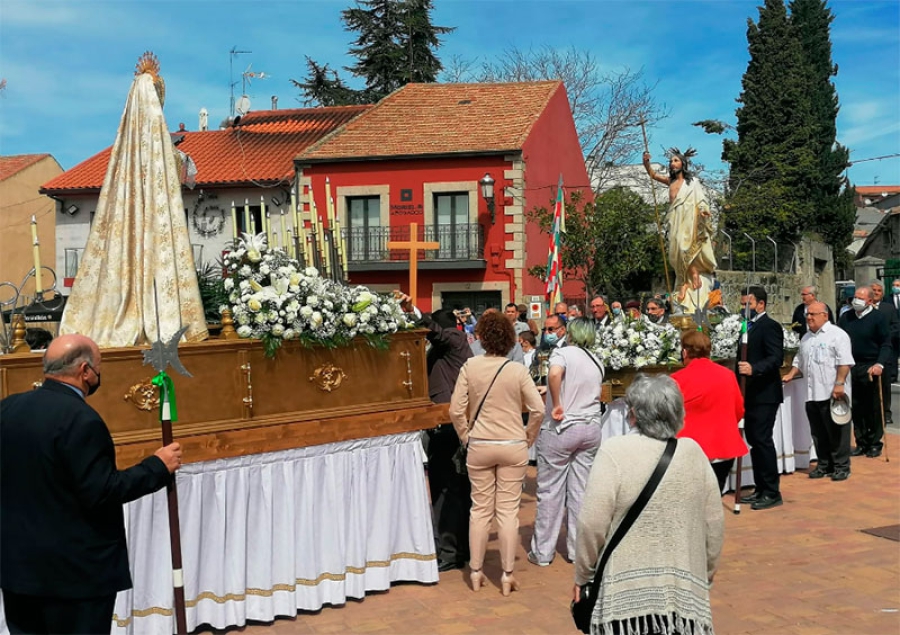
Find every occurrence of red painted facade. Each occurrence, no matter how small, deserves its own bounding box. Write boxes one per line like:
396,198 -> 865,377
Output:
300,87 -> 590,313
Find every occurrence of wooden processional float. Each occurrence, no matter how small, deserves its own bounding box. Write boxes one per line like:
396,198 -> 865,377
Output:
0,331 -> 448,468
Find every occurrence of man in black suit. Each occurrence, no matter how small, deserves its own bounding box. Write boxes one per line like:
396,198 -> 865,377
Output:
791,285 -> 834,337
1,334 -> 181,635
418,307 -> 474,572
871,280 -> 899,425
737,286 -> 785,510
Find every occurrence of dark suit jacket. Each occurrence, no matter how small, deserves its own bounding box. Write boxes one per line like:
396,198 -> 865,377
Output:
1,379 -> 171,598
735,313 -> 784,406
791,303 -> 834,337
876,301 -> 900,359
424,321 -> 473,404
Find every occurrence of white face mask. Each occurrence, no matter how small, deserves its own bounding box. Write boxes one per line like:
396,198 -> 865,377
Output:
851,298 -> 867,312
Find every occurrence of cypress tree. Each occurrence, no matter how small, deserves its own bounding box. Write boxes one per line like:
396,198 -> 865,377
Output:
724,0 -> 816,244
789,0 -> 855,254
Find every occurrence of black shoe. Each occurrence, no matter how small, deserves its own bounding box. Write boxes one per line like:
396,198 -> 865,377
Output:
831,471 -> 850,481
808,467 -> 832,479
739,492 -> 760,504
751,494 -> 783,510
866,447 -> 883,458
437,559 -> 465,572
850,446 -> 867,457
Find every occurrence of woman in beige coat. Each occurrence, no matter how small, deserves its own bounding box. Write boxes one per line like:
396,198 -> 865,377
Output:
450,311 -> 544,596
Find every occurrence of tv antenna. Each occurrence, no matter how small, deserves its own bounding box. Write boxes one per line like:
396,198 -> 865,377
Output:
229,46 -> 251,117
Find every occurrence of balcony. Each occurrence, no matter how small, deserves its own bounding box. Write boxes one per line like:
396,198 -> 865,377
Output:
343,224 -> 486,271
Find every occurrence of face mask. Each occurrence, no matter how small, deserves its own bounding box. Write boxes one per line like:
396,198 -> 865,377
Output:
851,298 -> 867,312
544,332 -> 559,346
612,307 -> 621,316
85,365 -> 102,396
748,309 -> 758,319
893,286 -> 900,295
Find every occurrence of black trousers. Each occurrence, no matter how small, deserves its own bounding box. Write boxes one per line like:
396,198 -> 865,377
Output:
881,359 -> 896,423
744,402 -> 780,497
3,589 -> 116,635
851,365 -> 883,451
426,424 -> 471,565
805,399 -> 850,473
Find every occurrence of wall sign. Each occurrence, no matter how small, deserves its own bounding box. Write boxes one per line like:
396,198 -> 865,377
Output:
191,192 -> 226,238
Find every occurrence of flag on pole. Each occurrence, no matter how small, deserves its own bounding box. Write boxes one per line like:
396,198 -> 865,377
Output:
545,176 -> 565,308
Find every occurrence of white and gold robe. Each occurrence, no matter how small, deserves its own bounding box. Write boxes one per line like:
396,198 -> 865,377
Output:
666,178 -> 717,313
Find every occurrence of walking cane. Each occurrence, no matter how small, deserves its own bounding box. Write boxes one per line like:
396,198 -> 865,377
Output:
877,375 -> 890,463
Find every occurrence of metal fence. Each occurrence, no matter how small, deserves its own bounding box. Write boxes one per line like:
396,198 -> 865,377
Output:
716,230 -> 798,274
343,223 -> 485,263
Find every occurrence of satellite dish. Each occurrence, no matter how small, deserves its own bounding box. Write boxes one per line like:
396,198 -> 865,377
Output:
235,95 -> 251,116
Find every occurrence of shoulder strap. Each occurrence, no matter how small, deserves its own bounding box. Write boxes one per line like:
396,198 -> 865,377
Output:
584,438 -> 677,597
468,360 -> 511,431
577,346 -> 603,375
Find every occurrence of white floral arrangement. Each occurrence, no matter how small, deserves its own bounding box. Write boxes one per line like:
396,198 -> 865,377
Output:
223,233 -> 411,356
710,313 -> 801,360
592,317 -> 682,370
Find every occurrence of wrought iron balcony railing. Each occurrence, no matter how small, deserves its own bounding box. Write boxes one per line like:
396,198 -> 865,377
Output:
343,224 -> 485,263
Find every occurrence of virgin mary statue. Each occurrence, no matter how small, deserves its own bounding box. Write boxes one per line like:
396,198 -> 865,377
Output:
60,53 -> 207,346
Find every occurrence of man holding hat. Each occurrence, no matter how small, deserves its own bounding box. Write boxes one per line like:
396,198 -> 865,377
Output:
782,302 -> 855,480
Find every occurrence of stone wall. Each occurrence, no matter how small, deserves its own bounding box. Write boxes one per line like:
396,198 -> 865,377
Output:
716,236 -> 835,325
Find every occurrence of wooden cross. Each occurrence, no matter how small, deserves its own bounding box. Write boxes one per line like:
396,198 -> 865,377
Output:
386,222 -> 439,308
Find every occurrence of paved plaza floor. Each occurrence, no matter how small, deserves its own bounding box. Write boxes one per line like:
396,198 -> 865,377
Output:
212,429 -> 900,635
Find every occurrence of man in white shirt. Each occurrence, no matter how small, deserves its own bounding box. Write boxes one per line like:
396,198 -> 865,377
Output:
783,302 -> 855,480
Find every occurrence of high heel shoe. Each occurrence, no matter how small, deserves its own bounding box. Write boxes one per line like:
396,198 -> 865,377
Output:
501,571 -> 519,596
470,569 -> 486,592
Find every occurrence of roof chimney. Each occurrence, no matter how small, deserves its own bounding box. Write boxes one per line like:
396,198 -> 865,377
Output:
271,95 -> 278,110
199,108 -> 209,132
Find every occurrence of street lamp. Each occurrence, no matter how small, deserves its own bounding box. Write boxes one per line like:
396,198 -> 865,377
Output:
480,173 -> 496,224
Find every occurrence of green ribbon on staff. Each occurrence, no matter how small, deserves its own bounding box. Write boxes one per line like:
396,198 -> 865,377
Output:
151,371 -> 177,422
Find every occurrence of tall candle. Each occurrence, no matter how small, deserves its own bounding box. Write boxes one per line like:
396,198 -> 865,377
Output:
280,209 -> 287,249
244,199 -> 251,236
231,202 -> 238,240
30,215 -> 43,294
291,189 -> 299,236
325,177 -> 336,227
265,212 -> 273,248
261,197 -> 268,241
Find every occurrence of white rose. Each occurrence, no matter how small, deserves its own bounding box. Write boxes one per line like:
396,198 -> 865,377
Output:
300,306 -> 313,318
307,295 -> 320,307
305,267 -> 319,277
271,324 -> 285,337
247,298 -> 262,312
343,313 -> 358,327
260,264 -> 270,275
224,278 -> 234,290
247,250 -> 261,263
237,325 -> 253,338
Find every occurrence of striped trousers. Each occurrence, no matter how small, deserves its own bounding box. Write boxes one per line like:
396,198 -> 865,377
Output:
529,421 -> 602,564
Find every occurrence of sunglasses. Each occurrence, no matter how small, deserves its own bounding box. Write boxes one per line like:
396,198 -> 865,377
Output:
543,326 -> 560,332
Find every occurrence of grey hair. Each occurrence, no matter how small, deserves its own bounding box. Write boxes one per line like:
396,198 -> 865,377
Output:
566,317 -> 596,348
803,285 -> 818,297
869,279 -> 884,290
43,343 -> 95,376
625,374 -> 684,440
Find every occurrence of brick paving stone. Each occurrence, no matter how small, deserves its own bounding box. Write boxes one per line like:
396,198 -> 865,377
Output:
202,444 -> 899,635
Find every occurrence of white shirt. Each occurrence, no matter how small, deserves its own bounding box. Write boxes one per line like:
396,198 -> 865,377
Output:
792,322 -> 855,402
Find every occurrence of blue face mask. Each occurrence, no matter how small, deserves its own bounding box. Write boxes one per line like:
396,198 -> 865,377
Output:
544,332 -> 559,346
612,307 -> 621,316
893,286 -> 900,295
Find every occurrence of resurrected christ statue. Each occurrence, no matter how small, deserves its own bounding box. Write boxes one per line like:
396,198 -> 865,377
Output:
642,147 -> 717,313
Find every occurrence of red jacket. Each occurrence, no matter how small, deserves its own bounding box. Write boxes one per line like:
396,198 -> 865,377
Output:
671,357 -> 748,460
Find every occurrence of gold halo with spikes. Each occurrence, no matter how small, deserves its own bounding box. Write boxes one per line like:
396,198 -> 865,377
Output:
135,51 -> 166,107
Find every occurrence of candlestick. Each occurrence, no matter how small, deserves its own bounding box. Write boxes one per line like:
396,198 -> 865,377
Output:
325,177 -> 336,227
265,212 -> 273,248
244,199 -> 251,236
291,189 -> 299,237
260,196 -> 267,237
280,209 -> 287,250
31,215 -> 43,294
231,202 -> 238,241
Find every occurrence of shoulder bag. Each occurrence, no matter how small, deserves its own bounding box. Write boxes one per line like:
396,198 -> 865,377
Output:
570,438 -> 677,634
451,360 -> 511,475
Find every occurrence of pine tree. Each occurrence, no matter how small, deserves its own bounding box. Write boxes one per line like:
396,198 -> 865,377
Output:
789,0 -> 855,253
293,0 -> 454,106
724,0 -> 816,244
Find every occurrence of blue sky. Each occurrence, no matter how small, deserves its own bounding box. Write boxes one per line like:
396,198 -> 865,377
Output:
1,0 -> 897,186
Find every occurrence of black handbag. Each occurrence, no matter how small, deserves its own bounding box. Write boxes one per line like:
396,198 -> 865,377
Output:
571,438 -> 677,634
451,360 -> 511,475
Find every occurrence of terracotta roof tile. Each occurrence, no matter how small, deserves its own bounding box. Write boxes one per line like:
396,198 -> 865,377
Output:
41,106 -> 371,194
856,185 -> 900,196
298,81 -> 563,162
0,154 -> 51,181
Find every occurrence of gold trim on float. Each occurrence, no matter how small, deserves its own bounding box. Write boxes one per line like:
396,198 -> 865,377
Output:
308,363 -> 347,393
112,552 -> 436,626
123,378 -> 159,411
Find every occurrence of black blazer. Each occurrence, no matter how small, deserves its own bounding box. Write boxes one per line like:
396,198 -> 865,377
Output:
0,379 -> 170,598
424,320 -> 473,404
736,313 -> 784,406
877,301 -> 900,355
791,303 -> 834,337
